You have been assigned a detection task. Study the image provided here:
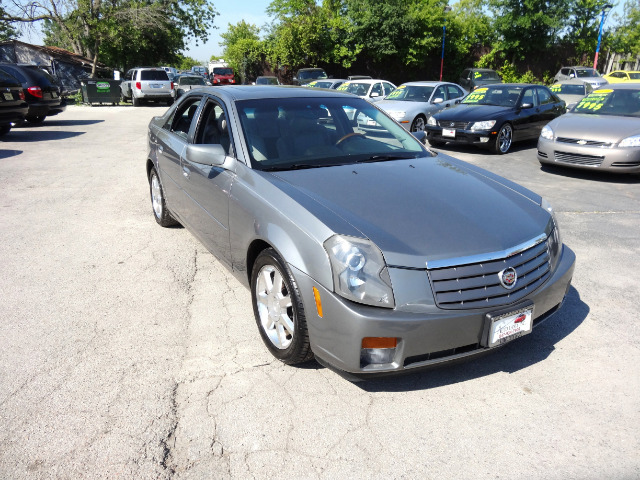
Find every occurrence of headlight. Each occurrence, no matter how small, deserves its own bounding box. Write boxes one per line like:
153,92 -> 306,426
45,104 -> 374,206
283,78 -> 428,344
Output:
470,120 -> 496,131
619,134 -> 640,148
387,111 -> 406,120
427,116 -> 437,126
324,235 -> 395,308
540,125 -> 554,140
541,198 -> 562,271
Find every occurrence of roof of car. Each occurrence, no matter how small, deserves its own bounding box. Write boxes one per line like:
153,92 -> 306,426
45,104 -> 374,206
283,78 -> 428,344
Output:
341,79 -> 393,85
400,81 -> 454,87
601,83 -> 640,90
553,78 -> 591,85
190,85 -> 356,101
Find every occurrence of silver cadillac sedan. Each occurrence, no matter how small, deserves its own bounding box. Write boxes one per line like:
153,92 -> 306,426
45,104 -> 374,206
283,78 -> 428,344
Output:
146,86 -> 575,377
538,84 -> 640,173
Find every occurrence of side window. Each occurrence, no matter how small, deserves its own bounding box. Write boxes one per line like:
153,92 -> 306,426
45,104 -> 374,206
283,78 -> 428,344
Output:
167,98 -> 202,139
371,83 -> 383,96
434,85 -> 447,102
537,88 -> 553,105
521,88 -> 538,106
196,100 -> 232,155
125,70 -> 133,81
446,85 -> 463,99
383,83 -> 396,96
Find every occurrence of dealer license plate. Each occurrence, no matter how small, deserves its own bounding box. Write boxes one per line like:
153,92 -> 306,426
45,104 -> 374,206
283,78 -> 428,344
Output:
3,92 -> 12,100
487,306 -> 533,348
150,83 -> 163,88
442,128 -> 456,137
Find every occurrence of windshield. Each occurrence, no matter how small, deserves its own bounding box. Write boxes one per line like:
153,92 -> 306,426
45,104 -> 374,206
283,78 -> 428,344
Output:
551,83 -> 588,95
256,77 -> 278,85
473,70 -> 501,80
630,73 -> 640,80
179,76 -> 205,86
462,86 -> 522,107
573,88 -> 640,117
309,81 -> 334,88
213,68 -> 233,76
237,97 -> 426,171
141,70 -> 169,81
385,85 -> 435,101
337,82 -> 371,96
575,69 -> 599,78
299,70 -> 327,80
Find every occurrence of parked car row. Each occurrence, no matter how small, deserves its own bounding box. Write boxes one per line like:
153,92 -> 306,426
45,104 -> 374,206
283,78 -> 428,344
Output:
0,63 -> 67,137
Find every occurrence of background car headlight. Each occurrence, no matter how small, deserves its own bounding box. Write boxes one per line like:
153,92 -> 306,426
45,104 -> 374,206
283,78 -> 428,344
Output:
427,116 -> 437,126
618,135 -> 640,148
470,120 -> 496,131
324,235 -> 395,308
540,125 -> 554,140
541,198 -> 562,271
387,111 -> 406,120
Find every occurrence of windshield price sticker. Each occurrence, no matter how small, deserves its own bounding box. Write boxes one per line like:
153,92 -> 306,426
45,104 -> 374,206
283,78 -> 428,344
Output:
550,83 -> 561,92
474,71 -> 482,78
336,82 -> 350,91
308,81 -> 317,87
386,89 -> 404,99
464,87 -> 488,103
575,89 -> 612,112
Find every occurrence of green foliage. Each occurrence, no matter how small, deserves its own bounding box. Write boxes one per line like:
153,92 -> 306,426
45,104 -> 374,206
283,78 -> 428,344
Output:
219,20 -> 264,83
0,5 -> 17,41
609,0 -> 640,56
496,61 -> 541,83
565,0 -> 612,63
176,55 -> 202,71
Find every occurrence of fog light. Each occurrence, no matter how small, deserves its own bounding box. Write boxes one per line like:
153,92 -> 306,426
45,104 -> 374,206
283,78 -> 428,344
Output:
480,137 -> 490,143
360,337 -> 397,366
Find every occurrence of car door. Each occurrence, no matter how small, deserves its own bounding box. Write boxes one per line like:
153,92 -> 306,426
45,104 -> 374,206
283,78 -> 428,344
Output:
121,70 -> 134,98
535,87 -> 563,134
515,87 -> 540,140
177,97 -> 234,264
154,96 -> 204,217
369,82 -> 383,102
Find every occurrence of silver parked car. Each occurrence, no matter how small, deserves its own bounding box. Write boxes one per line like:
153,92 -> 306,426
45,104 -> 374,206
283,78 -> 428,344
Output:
120,67 -> 175,106
146,86 -> 575,377
553,66 -> 608,90
538,84 -> 640,173
549,79 -> 593,110
336,79 -> 396,103
376,81 -> 467,132
174,74 -> 207,98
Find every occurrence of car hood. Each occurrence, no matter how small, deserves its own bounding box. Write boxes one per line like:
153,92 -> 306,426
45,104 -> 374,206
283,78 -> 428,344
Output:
268,156 -> 549,268
434,104 -> 511,122
550,113 -> 640,141
378,100 -> 426,113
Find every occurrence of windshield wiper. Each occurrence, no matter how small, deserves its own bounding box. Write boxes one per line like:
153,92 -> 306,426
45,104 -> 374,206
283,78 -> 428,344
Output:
354,154 -> 418,163
262,163 -> 343,172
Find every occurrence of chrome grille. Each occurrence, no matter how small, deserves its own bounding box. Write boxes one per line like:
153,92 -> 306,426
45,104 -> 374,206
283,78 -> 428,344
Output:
556,137 -> 613,148
428,239 -> 551,310
554,151 -> 604,166
438,120 -> 470,130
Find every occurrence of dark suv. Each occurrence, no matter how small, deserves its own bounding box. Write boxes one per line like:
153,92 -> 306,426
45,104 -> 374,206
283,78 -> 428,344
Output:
292,68 -> 328,86
0,64 -> 66,124
458,68 -> 503,91
0,68 -> 28,136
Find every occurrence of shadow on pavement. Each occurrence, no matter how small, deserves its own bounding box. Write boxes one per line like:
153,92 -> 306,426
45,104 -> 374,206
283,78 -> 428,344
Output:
323,286 -> 588,391
3,130 -> 85,142
540,165 -> 640,184
431,139 -> 538,156
16,119 -> 106,127
0,149 -> 23,159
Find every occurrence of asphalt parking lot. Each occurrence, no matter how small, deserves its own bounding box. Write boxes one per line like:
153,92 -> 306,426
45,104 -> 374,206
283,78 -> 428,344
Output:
1,104 -> 638,479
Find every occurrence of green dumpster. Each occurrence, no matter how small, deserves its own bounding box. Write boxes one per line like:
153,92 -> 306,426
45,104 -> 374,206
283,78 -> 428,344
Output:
80,79 -> 122,105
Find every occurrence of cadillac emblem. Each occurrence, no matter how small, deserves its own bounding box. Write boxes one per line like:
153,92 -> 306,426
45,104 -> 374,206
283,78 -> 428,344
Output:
498,267 -> 517,290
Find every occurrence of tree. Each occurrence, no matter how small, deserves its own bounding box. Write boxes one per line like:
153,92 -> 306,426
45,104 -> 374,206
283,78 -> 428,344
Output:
0,0 -> 217,74
219,20 -> 264,83
609,0 -> 640,57
0,4 -> 18,41
565,0 -> 616,64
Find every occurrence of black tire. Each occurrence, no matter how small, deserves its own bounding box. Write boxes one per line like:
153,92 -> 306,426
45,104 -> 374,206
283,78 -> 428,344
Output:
0,125 -> 11,136
132,96 -> 141,107
251,248 -> 314,365
26,115 -> 46,124
148,167 -> 178,227
410,115 -> 426,132
120,92 -> 128,103
493,123 -> 513,154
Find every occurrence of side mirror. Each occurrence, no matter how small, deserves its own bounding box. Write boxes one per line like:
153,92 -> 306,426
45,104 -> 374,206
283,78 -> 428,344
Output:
520,103 -> 534,109
185,144 -> 227,166
432,97 -> 444,104
569,73 -> 575,78
370,92 -> 380,97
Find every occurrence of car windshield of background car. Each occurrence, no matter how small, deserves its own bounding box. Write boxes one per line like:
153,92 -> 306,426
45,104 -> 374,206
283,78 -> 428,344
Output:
213,68 -> 233,75
300,70 -> 327,80
573,88 -> 640,117
576,69 -> 599,78
552,84 -> 586,95
311,81 -> 334,88
385,85 -> 435,102
337,82 -> 370,96
141,70 -> 169,81
180,76 -> 205,86
462,86 -> 522,107
237,97 -> 425,171
630,73 -> 640,80
475,71 -> 500,80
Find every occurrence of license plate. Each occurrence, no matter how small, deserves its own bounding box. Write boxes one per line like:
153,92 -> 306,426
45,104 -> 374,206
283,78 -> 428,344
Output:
442,128 -> 456,137
150,84 -> 163,88
487,306 -> 533,348
3,92 -> 12,100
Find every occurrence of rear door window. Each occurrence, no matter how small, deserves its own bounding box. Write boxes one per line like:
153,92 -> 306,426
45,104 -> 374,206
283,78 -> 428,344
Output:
141,70 -> 169,81
0,66 -> 26,83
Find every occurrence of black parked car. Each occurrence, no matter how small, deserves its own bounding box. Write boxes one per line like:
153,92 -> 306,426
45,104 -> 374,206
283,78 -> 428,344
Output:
425,84 -> 566,154
0,68 -> 28,136
0,64 -> 66,124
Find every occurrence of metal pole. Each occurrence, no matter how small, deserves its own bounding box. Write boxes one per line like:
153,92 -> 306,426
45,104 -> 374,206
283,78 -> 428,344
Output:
593,6 -> 609,70
440,19 -> 446,81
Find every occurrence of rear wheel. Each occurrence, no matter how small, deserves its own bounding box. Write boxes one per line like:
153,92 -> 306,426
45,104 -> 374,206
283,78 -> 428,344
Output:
410,115 -> 426,132
26,115 -> 46,124
149,167 -> 178,227
251,248 -> 313,365
0,125 -> 11,136
493,123 -> 513,154
132,96 -> 141,107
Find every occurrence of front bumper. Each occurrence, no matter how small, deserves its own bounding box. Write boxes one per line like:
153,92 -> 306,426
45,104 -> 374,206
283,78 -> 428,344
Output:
291,245 -> 575,375
426,126 -> 495,147
538,137 -> 640,173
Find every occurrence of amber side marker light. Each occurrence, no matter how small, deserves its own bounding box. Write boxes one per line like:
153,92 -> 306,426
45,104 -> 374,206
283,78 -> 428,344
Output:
312,287 -> 323,318
362,337 -> 397,349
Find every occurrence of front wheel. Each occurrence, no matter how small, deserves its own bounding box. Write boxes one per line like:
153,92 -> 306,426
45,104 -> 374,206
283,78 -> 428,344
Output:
149,167 -> 178,227
26,115 -> 46,124
493,123 -> 513,154
251,249 -> 313,365
410,115 -> 426,132
0,125 -> 11,136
